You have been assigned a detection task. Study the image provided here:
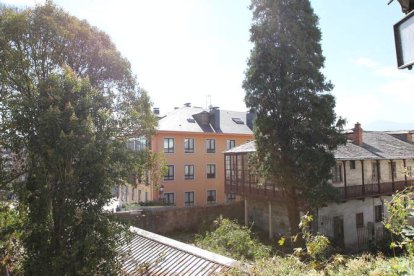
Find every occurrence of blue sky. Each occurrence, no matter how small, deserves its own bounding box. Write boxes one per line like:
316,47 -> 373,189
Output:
2,0 -> 412,130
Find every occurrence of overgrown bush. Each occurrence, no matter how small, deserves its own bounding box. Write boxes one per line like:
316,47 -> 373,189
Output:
306,235 -> 332,263
195,216 -> 270,261
298,213 -> 333,264
0,202 -> 24,274
384,187 -> 414,255
247,254 -> 414,275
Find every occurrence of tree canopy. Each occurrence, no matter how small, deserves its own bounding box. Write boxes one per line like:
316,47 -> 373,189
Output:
244,0 -> 346,236
0,3 -> 157,274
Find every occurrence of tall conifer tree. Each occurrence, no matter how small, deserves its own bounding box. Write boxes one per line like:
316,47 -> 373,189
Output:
244,0 -> 346,236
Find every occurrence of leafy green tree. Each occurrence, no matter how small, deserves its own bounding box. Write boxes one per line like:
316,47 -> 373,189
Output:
243,0 -> 345,237
0,3 -> 156,274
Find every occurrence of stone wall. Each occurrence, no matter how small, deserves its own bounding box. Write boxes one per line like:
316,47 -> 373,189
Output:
115,201 -> 244,235
247,199 -> 290,238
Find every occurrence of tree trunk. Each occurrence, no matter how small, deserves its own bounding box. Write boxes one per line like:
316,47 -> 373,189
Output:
285,186 -> 302,246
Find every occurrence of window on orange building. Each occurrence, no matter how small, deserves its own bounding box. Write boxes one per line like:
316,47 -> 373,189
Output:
227,139 -> 236,150
207,164 -> 216,179
184,192 -> 195,207
164,165 -> 174,181
185,165 -> 194,180
164,138 -> 174,153
184,138 -> 194,153
207,190 -> 216,205
206,139 -> 215,153
164,193 -> 175,205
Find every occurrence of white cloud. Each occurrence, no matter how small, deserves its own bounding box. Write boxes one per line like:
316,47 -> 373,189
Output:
355,57 -> 378,68
342,57 -> 414,127
335,91 -> 382,128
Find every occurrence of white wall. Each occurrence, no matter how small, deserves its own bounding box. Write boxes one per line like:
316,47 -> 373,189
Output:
334,159 -> 414,187
317,196 -> 392,249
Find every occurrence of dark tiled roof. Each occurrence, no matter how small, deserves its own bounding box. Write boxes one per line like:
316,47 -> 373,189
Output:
119,227 -> 240,275
334,142 -> 378,160
158,107 -> 253,135
213,110 -> 253,134
358,131 -> 414,160
225,131 -> 414,160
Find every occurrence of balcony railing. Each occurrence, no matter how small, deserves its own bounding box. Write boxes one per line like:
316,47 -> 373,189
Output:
225,180 -> 414,202
336,181 -> 412,200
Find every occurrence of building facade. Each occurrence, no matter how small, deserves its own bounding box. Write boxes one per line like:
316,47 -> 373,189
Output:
224,123 -> 414,250
152,104 -> 254,208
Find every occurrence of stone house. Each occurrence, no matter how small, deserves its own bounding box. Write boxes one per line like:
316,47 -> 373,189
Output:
224,123 -> 414,250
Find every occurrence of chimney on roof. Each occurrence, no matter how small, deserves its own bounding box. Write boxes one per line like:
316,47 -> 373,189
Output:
184,103 -> 191,107
193,111 -> 211,126
153,107 -> 160,115
353,122 -> 363,146
406,132 -> 413,143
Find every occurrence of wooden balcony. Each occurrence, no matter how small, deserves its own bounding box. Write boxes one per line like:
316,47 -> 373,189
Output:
225,180 -> 414,202
225,181 -> 288,202
224,152 -> 414,203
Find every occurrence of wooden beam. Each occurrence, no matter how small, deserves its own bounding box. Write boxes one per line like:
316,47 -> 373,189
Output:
268,201 -> 272,239
403,159 -> 408,185
391,160 -> 395,192
241,154 -> 245,195
342,161 -> 347,199
244,198 -> 248,226
361,160 -> 365,195
377,160 -> 381,193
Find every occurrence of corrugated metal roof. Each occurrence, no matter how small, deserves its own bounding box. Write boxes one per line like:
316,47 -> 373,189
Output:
225,131 -> 414,160
118,227 -> 241,275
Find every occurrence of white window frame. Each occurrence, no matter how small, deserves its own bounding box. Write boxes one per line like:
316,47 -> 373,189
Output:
164,138 -> 174,153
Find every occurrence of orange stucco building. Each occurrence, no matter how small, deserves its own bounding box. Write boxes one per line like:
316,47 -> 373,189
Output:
152,104 -> 254,207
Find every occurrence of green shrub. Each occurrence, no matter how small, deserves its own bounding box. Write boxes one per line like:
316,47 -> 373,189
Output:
306,235 -> 332,263
384,187 -> 414,255
298,213 -> 332,263
195,216 -> 270,261
0,202 -> 24,274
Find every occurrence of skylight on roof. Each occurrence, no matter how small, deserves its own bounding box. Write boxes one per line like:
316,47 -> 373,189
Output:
187,118 -> 196,123
232,118 -> 244,124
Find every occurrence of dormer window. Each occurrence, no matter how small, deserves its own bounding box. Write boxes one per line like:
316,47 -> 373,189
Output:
232,118 -> 244,124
